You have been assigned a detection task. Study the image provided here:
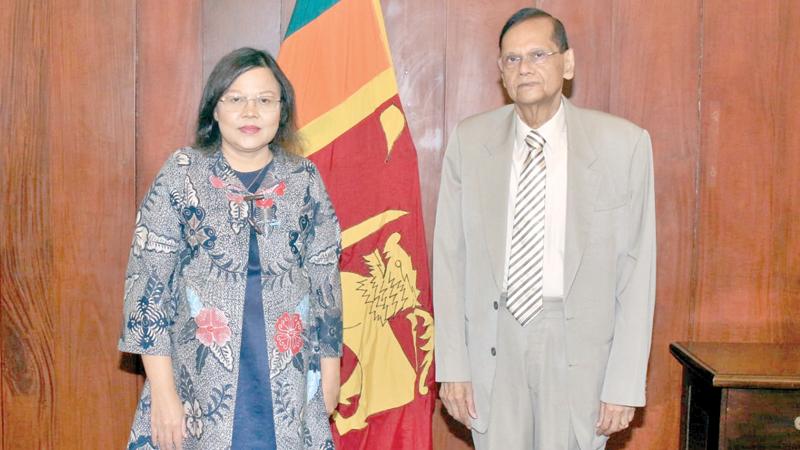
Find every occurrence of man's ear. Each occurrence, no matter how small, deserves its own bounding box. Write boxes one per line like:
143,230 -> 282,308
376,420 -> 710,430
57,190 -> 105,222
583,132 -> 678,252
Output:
563,48 -> 575,80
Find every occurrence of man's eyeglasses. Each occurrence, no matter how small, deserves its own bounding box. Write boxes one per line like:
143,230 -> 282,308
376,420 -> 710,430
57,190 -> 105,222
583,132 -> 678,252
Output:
500,50 -> 561,70
218,94 -> 281,112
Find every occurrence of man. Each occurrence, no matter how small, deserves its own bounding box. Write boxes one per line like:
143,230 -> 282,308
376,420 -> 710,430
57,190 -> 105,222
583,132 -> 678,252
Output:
433,8 -> 656,450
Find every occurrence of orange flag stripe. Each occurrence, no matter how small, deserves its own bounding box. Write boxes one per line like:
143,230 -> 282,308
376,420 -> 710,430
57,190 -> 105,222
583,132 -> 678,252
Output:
279,0 -> 391,128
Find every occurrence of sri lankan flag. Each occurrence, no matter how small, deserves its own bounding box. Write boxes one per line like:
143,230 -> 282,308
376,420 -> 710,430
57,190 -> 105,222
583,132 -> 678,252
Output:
278,0 -> 434,448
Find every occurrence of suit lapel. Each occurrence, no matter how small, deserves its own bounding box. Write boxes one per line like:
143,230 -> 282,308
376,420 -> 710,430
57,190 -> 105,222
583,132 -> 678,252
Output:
477,106 -> 516,290
563,100 -> 600,299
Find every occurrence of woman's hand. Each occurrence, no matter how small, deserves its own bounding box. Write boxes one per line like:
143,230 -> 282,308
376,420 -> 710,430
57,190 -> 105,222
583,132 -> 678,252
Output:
321,357 -> 341,415
150,387 -> 186,449
142,355 -> 186,449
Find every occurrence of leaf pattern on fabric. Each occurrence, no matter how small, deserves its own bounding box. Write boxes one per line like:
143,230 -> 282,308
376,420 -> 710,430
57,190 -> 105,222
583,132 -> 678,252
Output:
173,149 -> 190,166
228,200 -> 250,235
307,245 -> 338,267
204,384 -> 233,425
177,365 -> 205,440
140,174 -> 165,214
178,365 -> 196,401
177,319 -> 198,345
208,251 -> 245,280
196,344 -> 210,374
132,212 -> 180,256
274,379 -> 297,425
132,219 -> 149,257
144,230 -> 180,254
126,430 -> 156,450
185,175 -> 199,208
269,346 -> 293,379
209,342 -> 234,372
169,189 -> 185,212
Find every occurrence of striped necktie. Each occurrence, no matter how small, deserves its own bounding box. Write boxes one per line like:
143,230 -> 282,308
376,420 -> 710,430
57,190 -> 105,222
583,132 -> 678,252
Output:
506,130 -> 547,326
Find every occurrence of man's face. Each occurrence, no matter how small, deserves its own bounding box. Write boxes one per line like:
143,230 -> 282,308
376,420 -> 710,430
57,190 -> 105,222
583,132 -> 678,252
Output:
498,18 -> 575,109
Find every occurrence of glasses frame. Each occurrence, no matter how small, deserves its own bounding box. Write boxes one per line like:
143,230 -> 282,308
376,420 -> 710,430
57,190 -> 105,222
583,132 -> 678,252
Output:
217,94 -> 282,113
500,49 -> 562,70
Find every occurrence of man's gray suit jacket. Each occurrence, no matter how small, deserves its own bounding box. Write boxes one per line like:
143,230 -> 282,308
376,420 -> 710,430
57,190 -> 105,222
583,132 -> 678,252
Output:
433,99 -> 656,448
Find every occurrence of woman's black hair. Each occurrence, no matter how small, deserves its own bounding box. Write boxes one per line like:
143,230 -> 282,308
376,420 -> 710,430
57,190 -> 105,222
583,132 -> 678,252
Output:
194,47 -> 301,155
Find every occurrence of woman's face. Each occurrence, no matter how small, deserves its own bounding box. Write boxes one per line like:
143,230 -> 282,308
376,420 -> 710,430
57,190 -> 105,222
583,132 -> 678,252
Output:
214,67 -> 282,158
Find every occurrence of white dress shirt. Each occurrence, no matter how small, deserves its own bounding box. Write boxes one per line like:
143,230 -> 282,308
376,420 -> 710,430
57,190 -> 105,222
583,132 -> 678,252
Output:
502,101 -> 568,299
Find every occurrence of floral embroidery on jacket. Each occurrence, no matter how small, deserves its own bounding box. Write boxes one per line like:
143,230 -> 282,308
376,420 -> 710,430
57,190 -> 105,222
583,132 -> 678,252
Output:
195,307 -> 232,347
275,312 -> 304,355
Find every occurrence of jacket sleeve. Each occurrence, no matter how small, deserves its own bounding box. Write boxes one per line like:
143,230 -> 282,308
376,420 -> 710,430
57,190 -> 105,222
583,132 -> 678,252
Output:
433,124 -> 471,382
600,129 -> 657,406
306,163 -> 343,358
118,152 -> 185,356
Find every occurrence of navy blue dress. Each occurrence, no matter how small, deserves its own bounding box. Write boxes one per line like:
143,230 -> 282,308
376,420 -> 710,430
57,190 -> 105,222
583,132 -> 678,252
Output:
230,165 -> 277,449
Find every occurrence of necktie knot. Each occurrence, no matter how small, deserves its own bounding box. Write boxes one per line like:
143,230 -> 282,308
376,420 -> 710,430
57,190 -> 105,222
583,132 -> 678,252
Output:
523,130 -> 546,167
525,130 -> 546,151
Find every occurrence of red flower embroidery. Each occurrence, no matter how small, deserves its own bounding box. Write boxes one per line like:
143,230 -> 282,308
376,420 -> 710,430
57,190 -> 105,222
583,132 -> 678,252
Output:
275,312 -> 303,354
275,181 -> 286,196
255,198 -> 274,208
209,175 -> 226,189
195,307 -> 232,347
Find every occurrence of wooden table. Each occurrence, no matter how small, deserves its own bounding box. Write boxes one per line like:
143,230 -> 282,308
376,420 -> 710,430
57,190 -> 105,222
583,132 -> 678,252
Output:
670,342 -> 800,449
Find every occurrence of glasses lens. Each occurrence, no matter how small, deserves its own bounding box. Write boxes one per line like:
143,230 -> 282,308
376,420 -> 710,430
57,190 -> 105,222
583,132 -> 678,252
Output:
220,95 -> 279,112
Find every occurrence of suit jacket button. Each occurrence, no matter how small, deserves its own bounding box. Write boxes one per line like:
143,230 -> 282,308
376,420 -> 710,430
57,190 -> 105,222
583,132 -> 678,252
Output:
491,347 -> 496,356
493,301 -> 499,310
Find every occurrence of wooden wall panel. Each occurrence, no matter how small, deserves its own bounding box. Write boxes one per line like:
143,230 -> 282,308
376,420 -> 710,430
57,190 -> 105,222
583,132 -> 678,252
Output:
202,0 -> 283,81
539,0 -> 614,110
694,0 -> 800,343
1,2 -> 55,448
443,0 -> 532,140
606,1 -> 701,448
136,0 -> 203,202
46,1 -> 138,446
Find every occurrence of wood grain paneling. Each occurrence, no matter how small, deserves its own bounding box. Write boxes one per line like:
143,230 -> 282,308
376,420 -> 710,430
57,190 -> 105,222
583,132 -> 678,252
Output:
136,0 -> 203,202
202,0 -> 283,80
606,1 -> 701,448
539,0 -> 614,110
1,2 -> 55,448
443,0 -> 532,138
694,0 -> 800,343
47,0 -> 138,446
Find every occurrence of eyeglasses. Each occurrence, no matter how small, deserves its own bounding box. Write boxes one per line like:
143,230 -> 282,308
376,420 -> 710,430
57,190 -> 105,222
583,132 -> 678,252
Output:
218,94 -> 281,112
500,49 -> 561,70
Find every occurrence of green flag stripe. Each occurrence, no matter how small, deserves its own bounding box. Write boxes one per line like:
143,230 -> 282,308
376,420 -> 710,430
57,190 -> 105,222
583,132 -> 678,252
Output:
284,0 -> 339,39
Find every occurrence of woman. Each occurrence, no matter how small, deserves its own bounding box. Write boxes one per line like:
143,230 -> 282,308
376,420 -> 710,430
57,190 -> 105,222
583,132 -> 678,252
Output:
119,47 -> 342,450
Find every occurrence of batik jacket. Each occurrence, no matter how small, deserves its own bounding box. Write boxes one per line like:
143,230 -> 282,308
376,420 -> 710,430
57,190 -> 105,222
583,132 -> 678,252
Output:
119,147 -> 342,450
